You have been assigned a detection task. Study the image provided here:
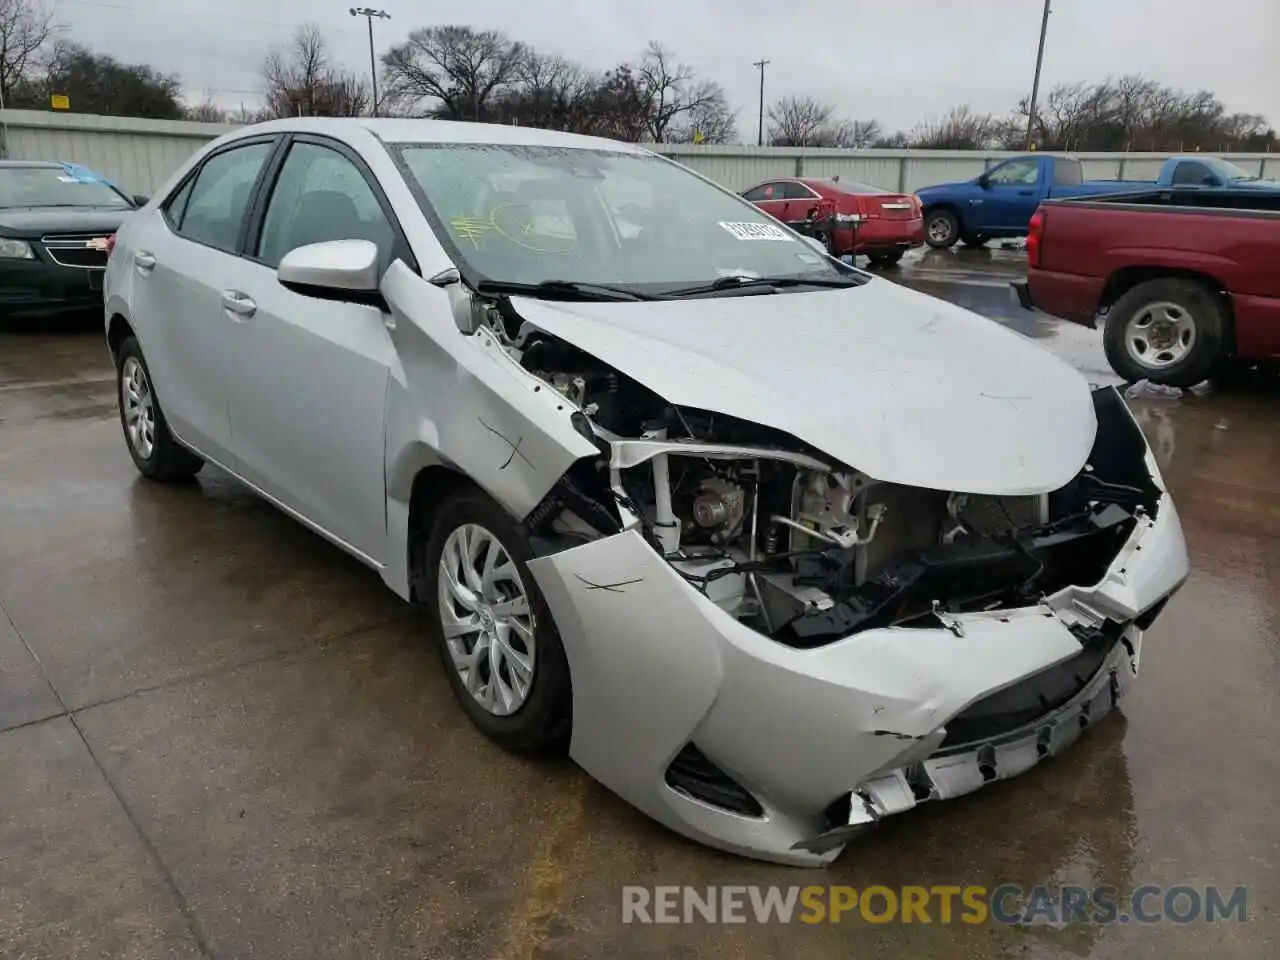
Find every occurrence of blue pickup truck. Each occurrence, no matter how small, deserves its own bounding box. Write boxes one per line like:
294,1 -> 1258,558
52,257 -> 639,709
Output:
916,153 -> 1277,249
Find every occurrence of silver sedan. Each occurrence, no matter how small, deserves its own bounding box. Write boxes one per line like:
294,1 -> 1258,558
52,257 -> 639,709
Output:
104,118 -> 1189,865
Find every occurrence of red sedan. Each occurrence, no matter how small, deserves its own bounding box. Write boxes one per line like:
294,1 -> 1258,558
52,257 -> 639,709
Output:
740,177 -> 925,266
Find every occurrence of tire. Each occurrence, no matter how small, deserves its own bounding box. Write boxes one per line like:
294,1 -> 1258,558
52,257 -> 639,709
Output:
1102,278 -> 1228,388
867,250 -> 905,268
924,209 -> 959,248
115,336 -> 204,481
960,234 -> 988,248
423,487 -> 572,753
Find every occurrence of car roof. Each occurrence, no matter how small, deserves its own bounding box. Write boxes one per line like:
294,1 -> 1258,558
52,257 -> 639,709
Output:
229,116 -> 654,155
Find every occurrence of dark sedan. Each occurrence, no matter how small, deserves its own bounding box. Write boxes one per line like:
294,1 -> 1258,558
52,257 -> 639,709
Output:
0,161 -> 144,321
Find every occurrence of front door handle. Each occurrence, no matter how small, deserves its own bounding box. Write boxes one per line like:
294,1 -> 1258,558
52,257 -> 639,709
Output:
1017,189 -> 1035,195
220,290 -> 257,320
134,250 -> 156,272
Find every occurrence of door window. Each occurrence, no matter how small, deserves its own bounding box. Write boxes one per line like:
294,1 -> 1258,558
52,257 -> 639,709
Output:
256,142 -> 395,269
782,182 -> 819,199
987,160 -> 1040,186
743,182 -> 784,202
176,142 -> 273,252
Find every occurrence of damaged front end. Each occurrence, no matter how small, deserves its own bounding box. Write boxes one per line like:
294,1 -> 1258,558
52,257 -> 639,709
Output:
403,274 -> 1189,866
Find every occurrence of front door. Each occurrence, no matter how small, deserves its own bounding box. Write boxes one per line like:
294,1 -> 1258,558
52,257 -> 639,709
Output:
977,158 -> 1042,231
225,137 -> 408,563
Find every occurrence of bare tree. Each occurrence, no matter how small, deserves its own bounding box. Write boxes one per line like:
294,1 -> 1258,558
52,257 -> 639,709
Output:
0,0 -> 55,103
381,25 -> 525,120
634,43 -> 731,143
183,95 -> 228,123
911,105 -> 999,149
767,95 -> 834,146
261,25 -> 369,118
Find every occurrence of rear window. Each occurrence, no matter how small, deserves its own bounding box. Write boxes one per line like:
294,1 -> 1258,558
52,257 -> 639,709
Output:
1052,160 -> 1083,186
818,179 -> 886,196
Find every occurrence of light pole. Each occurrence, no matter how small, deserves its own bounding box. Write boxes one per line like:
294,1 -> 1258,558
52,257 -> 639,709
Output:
1025,0 -> 1051,149
753,58 -> 770,146
349,7 -> 391,117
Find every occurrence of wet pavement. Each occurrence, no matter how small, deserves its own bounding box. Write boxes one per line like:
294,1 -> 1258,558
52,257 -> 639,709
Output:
1,249 -> 1277,959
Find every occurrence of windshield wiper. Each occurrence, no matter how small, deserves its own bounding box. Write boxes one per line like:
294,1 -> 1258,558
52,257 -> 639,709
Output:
474,279 -> 658,302
663,274 -> 864,298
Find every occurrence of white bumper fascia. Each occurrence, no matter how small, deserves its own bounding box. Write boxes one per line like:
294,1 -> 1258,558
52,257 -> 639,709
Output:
526,464 -> 1188,867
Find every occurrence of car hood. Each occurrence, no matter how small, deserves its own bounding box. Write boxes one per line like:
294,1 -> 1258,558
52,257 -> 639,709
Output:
0,207 -> 133,237
916,180 -> 971,196
510,279 -> 1098,496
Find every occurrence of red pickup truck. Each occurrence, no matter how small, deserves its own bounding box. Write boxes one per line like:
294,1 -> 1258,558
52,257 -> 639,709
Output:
1012,188 -> 1280,386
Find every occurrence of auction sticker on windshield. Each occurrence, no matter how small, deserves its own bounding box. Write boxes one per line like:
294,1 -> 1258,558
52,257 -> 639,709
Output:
718,221 -> 795,241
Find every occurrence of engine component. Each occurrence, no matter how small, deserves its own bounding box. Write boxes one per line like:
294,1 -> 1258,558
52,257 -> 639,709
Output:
689,477 -> 746,544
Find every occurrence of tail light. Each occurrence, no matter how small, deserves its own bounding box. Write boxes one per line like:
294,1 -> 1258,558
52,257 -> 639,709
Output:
1027,210 -> 1045,268
105,234 -> 116,259
912,195 -> 923,216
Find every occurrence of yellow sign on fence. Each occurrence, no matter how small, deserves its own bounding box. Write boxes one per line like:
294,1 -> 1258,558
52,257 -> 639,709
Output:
50,94 -> 70,110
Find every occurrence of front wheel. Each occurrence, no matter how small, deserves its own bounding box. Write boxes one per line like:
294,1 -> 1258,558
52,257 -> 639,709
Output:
115,336 -> 203,481
924,210 -> 959,248
423,488 -> 572,753
1102,278 -> 1229,387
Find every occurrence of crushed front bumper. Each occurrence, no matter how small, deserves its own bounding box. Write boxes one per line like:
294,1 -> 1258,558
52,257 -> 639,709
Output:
526,458 -> 1188,867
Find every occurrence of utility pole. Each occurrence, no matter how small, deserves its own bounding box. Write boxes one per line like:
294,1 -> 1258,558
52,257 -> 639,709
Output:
1025,0 -> 1051,149
349,7 -> 391,116
753,58 -> 770,146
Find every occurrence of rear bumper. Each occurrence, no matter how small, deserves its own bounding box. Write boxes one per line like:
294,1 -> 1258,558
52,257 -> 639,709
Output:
836,219 -> 925,254
1021,268 -> 1107,328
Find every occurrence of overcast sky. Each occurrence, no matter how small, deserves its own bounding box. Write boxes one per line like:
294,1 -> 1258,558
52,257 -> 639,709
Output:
53,0 -> 1278,134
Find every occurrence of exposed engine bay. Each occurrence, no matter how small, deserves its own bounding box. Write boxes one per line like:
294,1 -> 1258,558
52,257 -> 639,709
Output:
477,296 -> 1162,647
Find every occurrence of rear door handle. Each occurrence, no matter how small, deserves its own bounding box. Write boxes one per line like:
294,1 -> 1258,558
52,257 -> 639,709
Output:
220,290 -> 257,320
134,250 -> 156,272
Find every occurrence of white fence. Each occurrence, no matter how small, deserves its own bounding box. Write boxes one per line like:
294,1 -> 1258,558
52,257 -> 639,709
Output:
2,108 -> 1275,196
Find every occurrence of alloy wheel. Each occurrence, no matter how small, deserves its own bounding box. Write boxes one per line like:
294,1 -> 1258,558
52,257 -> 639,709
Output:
121,355 -> 156,460
437,523 -> 537,716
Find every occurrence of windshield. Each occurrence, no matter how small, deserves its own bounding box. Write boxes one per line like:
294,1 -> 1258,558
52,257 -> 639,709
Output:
391,143 -> 857,295
1213,159 -> 1257,181
0,166 -> 130,209
822,179 -> 886,195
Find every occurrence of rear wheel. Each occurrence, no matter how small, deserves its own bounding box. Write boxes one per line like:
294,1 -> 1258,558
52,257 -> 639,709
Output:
867,250 -> 905,268
924,209 -> 959,248
423,487 -> 572,753
1102,278 -> 1228,387
115,336 -> 203,481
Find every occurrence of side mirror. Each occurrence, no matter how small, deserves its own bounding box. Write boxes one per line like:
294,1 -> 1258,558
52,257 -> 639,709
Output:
1201,174 -> 1222,187
977,173 -> 991,189
278,239 -> 381,302
132,194 -> 150,207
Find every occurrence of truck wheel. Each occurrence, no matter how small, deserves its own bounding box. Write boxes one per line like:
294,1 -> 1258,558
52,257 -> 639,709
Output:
1103,278 -> 1228,388
867,250 -> 905,268
960,234 -> 988,248
925,210 -> 959,248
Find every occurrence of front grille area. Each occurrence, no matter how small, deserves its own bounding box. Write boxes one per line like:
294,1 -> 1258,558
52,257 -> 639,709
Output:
939,621 -> 1125,748
40,235 -> 110,269
665,743 -> 764,817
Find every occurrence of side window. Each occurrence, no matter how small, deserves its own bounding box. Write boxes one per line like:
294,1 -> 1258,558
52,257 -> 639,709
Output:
256,141 -> 394,269
178,142 -> 273,252
1052,161 -> 1083,186
162,176 -> 195,228
988,159 -> 1040,186
742,183 -> 776,202
1172,162 -> 1211,185
783,182 -> 818,199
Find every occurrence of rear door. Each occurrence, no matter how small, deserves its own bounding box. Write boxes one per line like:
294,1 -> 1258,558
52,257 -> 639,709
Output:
224,135 -> 415,563
125,137 -> 277,467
